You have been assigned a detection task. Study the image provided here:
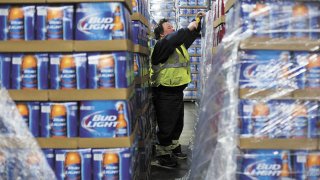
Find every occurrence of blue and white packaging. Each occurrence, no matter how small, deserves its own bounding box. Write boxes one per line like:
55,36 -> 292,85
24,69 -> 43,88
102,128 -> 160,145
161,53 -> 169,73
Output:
16,102 -> 40,137
88,52 -> 133,89
42,149 -> 55,171
292,151 -> 320,180
75,3 -> 131,40
55,149 -> 91,180
238,150 -> 292,179
0,54 -> 11,89
239,100 -> 319,138
50,53 -> 87,89
79,100 -> 133,138
294,52 -> 320,88
92,148 -> 132,180
0,6 -> 35,40
36,6 -> 74,40
239,50 -> 297,89
41,102 -> 78,138
11,53 -> 48,90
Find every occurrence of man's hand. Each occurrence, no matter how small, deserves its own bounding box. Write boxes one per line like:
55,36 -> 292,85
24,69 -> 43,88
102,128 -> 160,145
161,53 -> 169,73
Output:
188,21 -> 198,31
196,11 -> 206,18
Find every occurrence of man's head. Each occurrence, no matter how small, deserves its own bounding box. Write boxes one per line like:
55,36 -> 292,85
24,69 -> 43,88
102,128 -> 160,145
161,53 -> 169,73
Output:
154,19 -> 175,40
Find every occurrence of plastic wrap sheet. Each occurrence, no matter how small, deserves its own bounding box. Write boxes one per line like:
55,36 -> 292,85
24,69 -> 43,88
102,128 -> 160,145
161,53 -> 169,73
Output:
0,89 -> 56,179
189,0 -> 320,179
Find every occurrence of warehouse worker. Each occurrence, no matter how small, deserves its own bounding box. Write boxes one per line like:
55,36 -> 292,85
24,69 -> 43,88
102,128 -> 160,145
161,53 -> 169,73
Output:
150,12 -> 205,168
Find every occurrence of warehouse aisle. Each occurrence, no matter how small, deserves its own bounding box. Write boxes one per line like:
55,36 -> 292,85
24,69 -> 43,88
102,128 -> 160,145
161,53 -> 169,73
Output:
151,102 -> 197,180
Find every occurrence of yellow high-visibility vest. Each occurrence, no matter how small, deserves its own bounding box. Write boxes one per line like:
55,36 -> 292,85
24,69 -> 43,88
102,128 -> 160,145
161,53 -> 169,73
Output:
150,44 -> 191,87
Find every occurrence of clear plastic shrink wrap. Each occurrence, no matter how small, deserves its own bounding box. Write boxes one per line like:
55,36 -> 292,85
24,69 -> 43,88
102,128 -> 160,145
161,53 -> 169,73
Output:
188,0 -> 320,179
0,89 -> 56,179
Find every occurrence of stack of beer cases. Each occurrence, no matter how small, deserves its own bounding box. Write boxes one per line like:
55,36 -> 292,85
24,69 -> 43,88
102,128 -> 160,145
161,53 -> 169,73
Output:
189,0 -> 320,179
132,0 -> 153,179
175,0 -> 208,101
149,0 -> 177,29
0,0 -> 155,179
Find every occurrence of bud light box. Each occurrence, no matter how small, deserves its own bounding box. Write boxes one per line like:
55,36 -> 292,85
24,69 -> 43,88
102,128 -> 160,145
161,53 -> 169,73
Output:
80,100 -> 134,138
239,100 -> 320,139
36,6 -> 74,40
11,53 -> 48,90
0,6 -> 35,40
239,50 -> 299,89
92,148 -> 132,180
16,102 -> 40,137
55,149 -> 91,180
0,53 -> 11,89
292,150 -> 320,179
50,53 -> 87,89
88,52 -> 133,89
75,2 -> 131,40
41,102 -> 78,138
237,150 -> 292,179
42,149 -> 55,171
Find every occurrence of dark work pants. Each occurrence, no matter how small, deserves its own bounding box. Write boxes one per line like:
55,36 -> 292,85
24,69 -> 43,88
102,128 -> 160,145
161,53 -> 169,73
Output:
152,86 -> 184,147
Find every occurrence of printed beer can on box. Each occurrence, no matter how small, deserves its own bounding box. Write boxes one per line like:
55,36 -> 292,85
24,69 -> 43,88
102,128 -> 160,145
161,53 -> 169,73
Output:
55,149 -> 91,180
0,54 -> 11,89
50,53 -> 87,89
16,102 -> 40,137
292,151 -> 320,180
92,148 -> 132,180
11,53 -> 48,90
41,102 -> 78,138
238,150 -> 292,180
88,52 -> 133,89
79,100 -> 133,138
75,3 -> 130,40
294,52 -> 320,88
36,6 -> 74,40
0,5 -> 35,40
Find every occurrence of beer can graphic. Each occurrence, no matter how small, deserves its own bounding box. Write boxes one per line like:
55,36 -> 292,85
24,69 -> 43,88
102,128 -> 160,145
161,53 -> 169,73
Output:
294,52 -> 320,88
79,100 -> 133,137
50,53 -> 87,89
0,54 -> 11,89
291,2 -> 310,39
75,3 -> 130,40
36,6 -> 74,40
11,53 -> 49,90
41,102 -> 78,138
55,149 -> 91,180
292,151 -> 320,180
238,150 -> 292,179
88,52 -> 133,89
92,148 -> 132,180
42,149 -> 55,171
16,102 -> 40,137
0,6 -> 35,40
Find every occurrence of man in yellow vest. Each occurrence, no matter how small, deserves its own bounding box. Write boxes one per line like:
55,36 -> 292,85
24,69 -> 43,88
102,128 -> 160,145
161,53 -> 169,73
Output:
150,12 -> 205,168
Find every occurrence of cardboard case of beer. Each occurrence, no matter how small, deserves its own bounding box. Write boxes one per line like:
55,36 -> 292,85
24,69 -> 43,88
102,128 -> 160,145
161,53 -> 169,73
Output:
11,53 -> 49,90
0,5 -> 35,40
50,53 -> 87,89
41,102 -> 78,138
75,2 -> 131,40
79,99 -> 134,138
88,52 -> 134,89
0,54 -> 11,89
36,5 -> 74,40
55,149 -> 91,180
239,99 -> 319,138
16,101 -> 40,137
92,148 -> 132,180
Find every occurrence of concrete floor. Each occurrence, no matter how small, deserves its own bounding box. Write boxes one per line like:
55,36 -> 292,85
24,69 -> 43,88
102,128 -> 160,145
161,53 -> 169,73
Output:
151,102 -> 197,180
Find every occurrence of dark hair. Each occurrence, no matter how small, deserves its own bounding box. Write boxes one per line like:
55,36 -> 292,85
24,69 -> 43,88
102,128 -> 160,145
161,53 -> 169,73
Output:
154,19 -> 168,40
